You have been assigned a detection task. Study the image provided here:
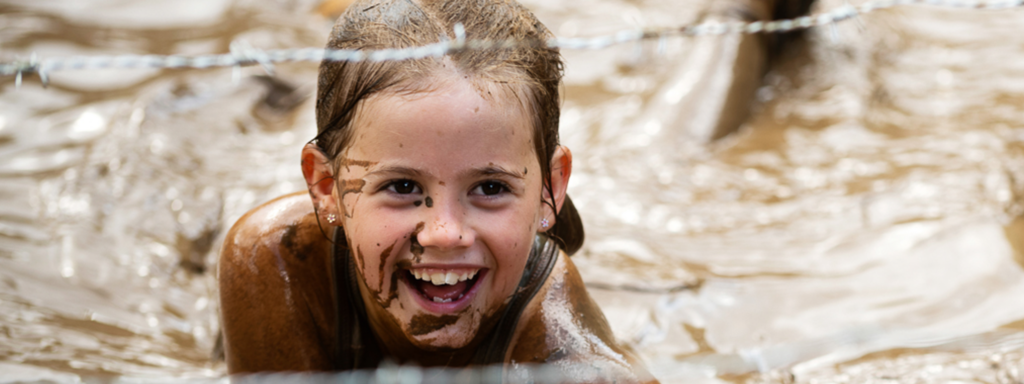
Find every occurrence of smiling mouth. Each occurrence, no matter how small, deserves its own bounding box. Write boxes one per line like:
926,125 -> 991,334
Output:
404,268 -> 483,304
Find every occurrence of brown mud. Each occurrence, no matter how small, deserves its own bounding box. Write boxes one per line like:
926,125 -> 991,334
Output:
337,178 -> 366,218
410,222 -> 426,261
279,213 -> 322,262
380,265 -> 402,308
2,0 -> 1024,381
408,314 -> 460,336
338,157 -> 377,172
377,241 -> 396,292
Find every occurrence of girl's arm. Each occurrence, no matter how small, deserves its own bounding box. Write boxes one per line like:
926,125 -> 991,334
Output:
218,192 -> 338,373
510,252 -> 659,383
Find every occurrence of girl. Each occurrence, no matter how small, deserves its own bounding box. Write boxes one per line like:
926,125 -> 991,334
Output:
218,0 -> 655,381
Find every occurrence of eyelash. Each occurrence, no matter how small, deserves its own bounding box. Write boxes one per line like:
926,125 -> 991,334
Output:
383,179 -> 422,195
472,180 -> 511,197
379,179 -> 513,198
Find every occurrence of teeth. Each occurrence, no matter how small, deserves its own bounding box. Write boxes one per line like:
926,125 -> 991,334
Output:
430,273 -> 445,285
411,269 -> 481,285
432,297 -> 452,303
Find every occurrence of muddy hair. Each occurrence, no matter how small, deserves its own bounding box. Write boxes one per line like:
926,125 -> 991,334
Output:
312,0 -> 583,254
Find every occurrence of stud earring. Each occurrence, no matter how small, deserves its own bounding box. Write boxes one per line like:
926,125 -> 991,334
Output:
327,213 -> 337,224
540,218 -> 549,228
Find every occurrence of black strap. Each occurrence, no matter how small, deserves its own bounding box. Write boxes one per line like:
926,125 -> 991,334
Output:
329,227 -> 342,369
331,226 -> 382,369
469,234 -> 560,365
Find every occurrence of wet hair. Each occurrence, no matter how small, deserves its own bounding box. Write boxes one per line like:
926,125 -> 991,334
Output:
313,0 -> 583,254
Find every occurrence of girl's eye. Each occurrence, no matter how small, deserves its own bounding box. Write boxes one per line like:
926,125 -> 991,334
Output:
474,181 -> 508,196
387,180 -> 421,194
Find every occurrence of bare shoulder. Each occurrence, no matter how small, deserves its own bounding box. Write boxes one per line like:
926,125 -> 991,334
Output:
218,191 -> 337,373
509,252 -> 658,383
219,192 -> 326,267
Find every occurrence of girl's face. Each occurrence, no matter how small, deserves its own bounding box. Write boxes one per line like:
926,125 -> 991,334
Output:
322,77 -> 562,351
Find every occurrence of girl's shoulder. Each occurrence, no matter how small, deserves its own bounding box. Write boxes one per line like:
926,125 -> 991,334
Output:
218,192 -> 338,372
220,191 -> 328,265
510,251 -> 658,383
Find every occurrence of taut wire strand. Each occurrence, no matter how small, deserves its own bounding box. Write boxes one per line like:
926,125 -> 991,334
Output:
1,0 -> 1022,80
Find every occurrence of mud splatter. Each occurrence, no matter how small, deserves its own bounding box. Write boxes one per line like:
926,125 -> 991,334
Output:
424,196 -> 433,208
381,266 -> 401,308
438,181 -> 445,186
410,239 -> 424,261
408,314 -> 460,336
338,178 -> 365,218
338,157 -> 376,172
414,200 -> 422,207
410,222 -> 426,262
355,246 -> 365,276
377,241 -> 397,292
280,224 -> 313,261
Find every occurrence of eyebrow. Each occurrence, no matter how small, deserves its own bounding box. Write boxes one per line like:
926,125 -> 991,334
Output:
472,166 -> 525,180
363,165 -> 526,180
364,166 -> 426,178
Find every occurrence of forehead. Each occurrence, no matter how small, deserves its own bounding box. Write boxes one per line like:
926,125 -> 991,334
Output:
344,78 -> 538,171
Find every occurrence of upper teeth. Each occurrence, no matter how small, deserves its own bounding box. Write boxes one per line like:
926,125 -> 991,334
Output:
411,269 -> 478,286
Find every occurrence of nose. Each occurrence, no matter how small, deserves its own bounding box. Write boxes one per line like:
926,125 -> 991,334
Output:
414,195 -> 474,251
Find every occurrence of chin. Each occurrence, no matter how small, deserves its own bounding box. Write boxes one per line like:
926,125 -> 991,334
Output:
389,268 -> 511,351
404,310 -> 483,350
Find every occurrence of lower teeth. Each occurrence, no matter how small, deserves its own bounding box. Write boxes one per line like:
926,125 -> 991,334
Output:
432,297 -> 452,303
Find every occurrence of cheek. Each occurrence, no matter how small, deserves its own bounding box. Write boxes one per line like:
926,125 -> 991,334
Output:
345,214 -> 407,295
493,245 -> 531,290
479,210 -> 537,295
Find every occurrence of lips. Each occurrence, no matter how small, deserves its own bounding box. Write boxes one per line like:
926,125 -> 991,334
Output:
403,267 -> 485,312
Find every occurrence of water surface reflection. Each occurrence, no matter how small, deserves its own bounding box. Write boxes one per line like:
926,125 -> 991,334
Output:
0,0 -> 1023,382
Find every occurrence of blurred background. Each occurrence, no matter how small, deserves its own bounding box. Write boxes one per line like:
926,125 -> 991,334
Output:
1,0 -> 1023,382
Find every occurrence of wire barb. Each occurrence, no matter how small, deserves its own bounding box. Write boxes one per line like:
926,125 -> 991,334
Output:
230,40 -> 276,76
453,22 -> 467,50
0,0 -> 1021,84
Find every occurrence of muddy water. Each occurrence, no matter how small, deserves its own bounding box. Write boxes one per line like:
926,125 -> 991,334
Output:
1,0 -> 1023,382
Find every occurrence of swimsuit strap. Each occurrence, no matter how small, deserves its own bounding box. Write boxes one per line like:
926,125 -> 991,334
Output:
469,233 -> 560,365
331,226 -> 382,370
330,229 -> 560,369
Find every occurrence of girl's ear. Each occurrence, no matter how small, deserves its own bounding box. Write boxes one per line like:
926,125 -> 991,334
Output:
543,146 -> 573,228
301,143 -> 340,224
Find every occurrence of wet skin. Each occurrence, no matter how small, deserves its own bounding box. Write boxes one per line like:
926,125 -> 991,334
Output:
308,77 -> 552,357
218,193 -> 336,371
219,0 -> 812,377
219,192 -> 654,381
220,75 -> 656,381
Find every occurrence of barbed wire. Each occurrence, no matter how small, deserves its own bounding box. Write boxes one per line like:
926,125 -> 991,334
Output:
127,352 -> 1024,384
1,0 -> 1022,88
228,362 -> 640,384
